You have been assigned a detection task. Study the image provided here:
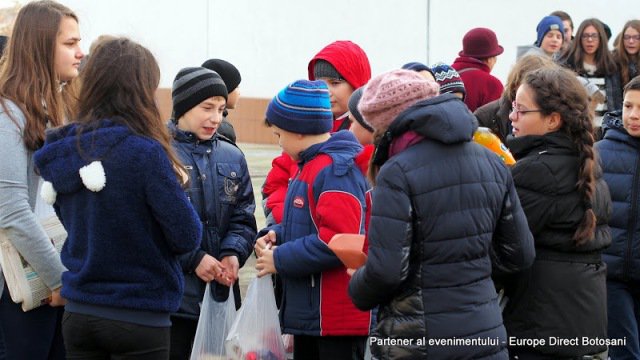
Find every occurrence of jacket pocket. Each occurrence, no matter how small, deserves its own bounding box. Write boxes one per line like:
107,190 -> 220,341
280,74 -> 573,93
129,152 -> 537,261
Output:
216,163 -> 242,205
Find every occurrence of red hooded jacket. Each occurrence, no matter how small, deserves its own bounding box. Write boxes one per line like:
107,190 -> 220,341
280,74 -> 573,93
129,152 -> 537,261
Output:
261,41 -> 372,226
308,41 -> 371,132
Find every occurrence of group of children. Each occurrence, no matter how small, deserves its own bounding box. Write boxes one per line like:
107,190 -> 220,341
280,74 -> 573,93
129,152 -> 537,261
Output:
2,1 -> 640,360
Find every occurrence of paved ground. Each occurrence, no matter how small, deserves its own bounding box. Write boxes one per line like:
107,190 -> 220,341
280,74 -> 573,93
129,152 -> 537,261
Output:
235,142 -> 281,297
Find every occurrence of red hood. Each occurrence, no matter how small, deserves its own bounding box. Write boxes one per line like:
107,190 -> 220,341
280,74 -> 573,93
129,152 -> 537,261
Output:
354,144 -> 375,176
308,40 -> 371,89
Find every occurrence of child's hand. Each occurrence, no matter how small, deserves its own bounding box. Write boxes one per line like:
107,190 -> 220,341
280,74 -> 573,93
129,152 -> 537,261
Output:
195,254 -> 226,282
219,255 -> 239,286
49,287 -> 66,307
255,230 -> 276,257
256,246 -> 277,278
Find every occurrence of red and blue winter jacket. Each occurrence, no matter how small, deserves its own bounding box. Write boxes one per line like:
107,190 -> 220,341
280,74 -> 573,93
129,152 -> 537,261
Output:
260,130 -> 372,336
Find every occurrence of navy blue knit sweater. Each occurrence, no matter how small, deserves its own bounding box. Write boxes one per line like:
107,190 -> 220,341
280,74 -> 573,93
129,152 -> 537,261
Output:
34,119 -> 202,315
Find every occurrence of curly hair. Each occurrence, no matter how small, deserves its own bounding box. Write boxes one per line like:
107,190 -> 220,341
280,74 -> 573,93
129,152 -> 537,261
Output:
524,67 -> 596,245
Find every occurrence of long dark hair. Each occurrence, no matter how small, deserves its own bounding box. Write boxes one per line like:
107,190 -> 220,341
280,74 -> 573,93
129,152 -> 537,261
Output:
76,37 -> 185,183
524,67 -> 596,245
614,20 -> 640,86
559,18 -> 618,77
0,0 -> 79,151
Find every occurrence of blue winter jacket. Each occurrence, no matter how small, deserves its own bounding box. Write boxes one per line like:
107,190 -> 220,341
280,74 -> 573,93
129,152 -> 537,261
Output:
33,119 -> 202,316
596,111 -> 640,283
260,130 -> 372,336
170,123 -> 257,318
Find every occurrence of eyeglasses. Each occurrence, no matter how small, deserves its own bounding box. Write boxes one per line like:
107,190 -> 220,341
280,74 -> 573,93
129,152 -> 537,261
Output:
624,34 -> 640,42
581,33 -> 599,41
511,101 -> 543,120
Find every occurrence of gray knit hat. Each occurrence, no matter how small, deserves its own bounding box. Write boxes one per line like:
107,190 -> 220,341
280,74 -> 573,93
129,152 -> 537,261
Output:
313,59 -> 343,80
348,87 -> 373,132
172,67 -> 228,120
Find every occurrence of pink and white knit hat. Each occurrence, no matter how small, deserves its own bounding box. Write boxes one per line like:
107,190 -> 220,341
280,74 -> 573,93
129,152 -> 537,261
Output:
358,69 -> 440,132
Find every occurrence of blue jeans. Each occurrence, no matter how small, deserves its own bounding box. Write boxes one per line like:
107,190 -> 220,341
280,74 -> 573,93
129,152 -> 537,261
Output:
0,284 -> 65,360
62,311 -> 170,360
607,280 -> 640,360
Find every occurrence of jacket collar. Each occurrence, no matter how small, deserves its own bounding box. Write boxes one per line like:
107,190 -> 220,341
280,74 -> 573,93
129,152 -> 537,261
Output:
507,131 -> 578,160
169,121 -> 215,146
601,110 -> 640,148
372,93 -> 477,166
298,130 -> 363,176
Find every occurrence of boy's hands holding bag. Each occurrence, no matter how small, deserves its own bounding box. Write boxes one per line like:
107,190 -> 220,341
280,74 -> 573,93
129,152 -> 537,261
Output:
195,254 -> 226,283
255,231 -> 278,277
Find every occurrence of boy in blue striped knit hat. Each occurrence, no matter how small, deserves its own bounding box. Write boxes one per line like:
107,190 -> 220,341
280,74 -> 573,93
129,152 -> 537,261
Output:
255,79 -> 372,359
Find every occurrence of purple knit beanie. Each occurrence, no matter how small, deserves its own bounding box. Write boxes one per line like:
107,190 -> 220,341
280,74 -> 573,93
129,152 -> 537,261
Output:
358,69 -> 440,132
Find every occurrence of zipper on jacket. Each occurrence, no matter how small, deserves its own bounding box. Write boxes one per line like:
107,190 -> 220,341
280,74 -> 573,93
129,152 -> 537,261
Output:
625,155 -> 640,282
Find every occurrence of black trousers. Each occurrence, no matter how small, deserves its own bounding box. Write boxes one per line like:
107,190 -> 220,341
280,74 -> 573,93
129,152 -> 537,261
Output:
293,335 -> 367,360
169,316 -> 198,360
0,285 -> 65,360
62,312 -> 170,360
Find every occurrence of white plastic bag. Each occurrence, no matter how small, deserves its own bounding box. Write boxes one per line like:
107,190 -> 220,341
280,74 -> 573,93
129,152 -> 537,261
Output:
225,276 -> 286,360
189,283 -> 237,360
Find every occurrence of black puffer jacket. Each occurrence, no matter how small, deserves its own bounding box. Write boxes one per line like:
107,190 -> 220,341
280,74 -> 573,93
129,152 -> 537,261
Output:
349,94 -> 535,360
474,97 -> 512,144
504,132 -> 612,359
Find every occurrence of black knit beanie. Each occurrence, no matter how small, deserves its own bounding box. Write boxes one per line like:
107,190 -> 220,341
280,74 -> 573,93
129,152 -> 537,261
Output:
172,67 -> 228,120
313,59 -> 343,80
201,58 -> 242,93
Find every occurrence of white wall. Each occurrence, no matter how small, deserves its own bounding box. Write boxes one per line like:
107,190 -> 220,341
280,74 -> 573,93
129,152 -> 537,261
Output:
45,0 -> 640,97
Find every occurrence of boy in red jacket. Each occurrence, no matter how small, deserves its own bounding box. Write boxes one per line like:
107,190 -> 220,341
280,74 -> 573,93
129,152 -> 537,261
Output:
255,79 -> 371,360
262,40 -> 371,226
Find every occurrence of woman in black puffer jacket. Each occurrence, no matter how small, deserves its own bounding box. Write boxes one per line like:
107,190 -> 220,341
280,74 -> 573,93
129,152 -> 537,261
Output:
504,66 -> 612,360
348,69 -> 535,360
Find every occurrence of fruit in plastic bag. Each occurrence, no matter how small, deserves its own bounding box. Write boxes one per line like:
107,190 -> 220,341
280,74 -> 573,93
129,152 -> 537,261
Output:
473,127 -> 516,165
225,276 -> 286,360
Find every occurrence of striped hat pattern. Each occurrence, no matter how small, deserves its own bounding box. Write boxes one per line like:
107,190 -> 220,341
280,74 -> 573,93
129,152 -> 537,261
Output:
430,62 -> 466,99
266,80 -> 333,134
172,67 -> 228,120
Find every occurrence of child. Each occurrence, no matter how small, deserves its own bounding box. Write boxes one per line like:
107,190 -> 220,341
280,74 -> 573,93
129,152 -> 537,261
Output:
0,2 -> 82,358
348,87 -> 375,175
201,58 -> 242,143
255,80 -> 371,360
33,37 -> 202,359
595,75 -> 640,359
504,66 -> 611,359
262,40 -> 371,227
401,61 -> 436,81
348,69 -> 534,359
558,18 -> 622,124
308,40 -> 372,131
169,67 -> 257,360
430,62 -> 467,100
534,15 -> 565,57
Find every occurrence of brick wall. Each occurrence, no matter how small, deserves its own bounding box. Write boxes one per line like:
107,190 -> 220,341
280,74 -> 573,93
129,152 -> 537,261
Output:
156,88 -> 277,145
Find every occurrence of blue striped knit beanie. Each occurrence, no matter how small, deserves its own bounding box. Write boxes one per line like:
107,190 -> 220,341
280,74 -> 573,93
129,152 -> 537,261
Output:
266,80 -> 333,134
